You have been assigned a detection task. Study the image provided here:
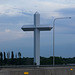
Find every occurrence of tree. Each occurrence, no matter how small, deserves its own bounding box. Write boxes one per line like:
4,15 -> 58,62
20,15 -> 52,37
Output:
1,52 -> 3,60
4,52 -> 6,65
18,52 -> 21,65
11,51 -> 14,59
4,52 -> 6,60
7,51 -> 10,59
15,53 -> 17,59
18,52 -> 21,58
11,51 -> 14,65
0,52 -> 3,65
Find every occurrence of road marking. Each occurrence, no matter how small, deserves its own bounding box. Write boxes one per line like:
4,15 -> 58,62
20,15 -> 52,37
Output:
70,68 -> 73,71
24,72 -> 29,74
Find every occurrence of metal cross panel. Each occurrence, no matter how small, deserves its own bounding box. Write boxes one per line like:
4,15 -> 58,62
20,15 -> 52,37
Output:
21,12 -> 52,65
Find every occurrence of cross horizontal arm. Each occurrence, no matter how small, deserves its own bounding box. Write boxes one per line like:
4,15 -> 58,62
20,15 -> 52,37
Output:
21,25 -> 53,31
21,25 -> 35,31
37,25 -> 53,31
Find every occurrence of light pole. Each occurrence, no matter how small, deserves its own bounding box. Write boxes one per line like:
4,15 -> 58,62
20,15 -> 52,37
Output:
53,17 -> 71,66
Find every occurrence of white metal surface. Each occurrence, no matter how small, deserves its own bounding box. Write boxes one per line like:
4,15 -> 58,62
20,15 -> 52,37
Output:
21,12 -> 52,65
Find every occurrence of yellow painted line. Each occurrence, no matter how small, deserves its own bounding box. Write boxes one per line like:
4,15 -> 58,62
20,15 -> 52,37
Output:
70,68 -> 73,71
24,72 -> 29,74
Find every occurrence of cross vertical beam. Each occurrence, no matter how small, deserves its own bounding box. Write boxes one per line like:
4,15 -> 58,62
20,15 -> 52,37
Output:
34,12 -> 40,65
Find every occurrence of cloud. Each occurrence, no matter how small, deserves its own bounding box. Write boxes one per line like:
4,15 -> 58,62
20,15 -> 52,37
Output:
0,0 -> 73,17
0,1 -> 74,37
0,29 -> 33,42
0,14 -> 33,26
57,8 -> 75,17
0,0 -> 75,58
54,8 -> 75,34
5,29 -> 11,32
55,26 -> 75,34
19,11 -> 32,16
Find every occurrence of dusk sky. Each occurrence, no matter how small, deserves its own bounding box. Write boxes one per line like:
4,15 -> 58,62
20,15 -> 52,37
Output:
0,0 -> 75,58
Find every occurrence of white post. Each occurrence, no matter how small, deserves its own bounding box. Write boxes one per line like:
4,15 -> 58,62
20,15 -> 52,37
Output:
53,17 -> 71,66
34,12 -> 40,65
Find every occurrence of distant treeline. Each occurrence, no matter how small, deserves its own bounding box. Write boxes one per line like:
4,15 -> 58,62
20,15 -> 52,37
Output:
0,51 -> 75,65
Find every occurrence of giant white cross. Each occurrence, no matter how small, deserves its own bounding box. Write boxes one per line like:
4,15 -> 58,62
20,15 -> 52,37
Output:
21,12 -> 52,65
